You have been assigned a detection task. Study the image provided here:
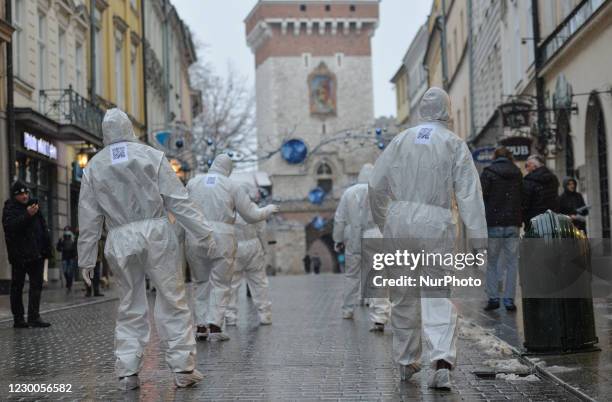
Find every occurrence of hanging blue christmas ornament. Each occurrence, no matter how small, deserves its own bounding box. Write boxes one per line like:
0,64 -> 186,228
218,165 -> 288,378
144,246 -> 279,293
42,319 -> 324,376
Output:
308,186 -> 326,205
175,139 -> 184,148
281,139 -> 308,164
377,141 -> 385,150
207,159 -> 213,167
206,138 -> 213,146
375,127 -> 382,136
227,151 -> 234,158
311,216 -> 327,231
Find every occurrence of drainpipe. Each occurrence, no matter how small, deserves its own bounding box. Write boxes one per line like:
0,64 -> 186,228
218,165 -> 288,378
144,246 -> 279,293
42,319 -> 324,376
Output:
162,0 -> 170,128
6,0 -> 15,181
467,0 -> 475,140
141,0 -> 148,144
439,0 -> 449,91
531,0 -> 547,154
89,0 -> 96,102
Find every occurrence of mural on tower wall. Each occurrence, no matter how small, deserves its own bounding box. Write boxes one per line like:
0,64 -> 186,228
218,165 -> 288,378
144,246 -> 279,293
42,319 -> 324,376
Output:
308,62 -> 337,117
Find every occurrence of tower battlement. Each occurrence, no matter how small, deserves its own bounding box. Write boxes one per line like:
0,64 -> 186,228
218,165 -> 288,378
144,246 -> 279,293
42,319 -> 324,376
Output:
246,1 -> 379,67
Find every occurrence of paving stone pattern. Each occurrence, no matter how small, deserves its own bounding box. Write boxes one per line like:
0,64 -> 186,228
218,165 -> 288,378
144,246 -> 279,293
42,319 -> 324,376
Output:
0,275 -> 579,401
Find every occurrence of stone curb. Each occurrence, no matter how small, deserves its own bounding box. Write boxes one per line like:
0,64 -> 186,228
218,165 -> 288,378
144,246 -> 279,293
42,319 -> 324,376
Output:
467,319 -> 596,402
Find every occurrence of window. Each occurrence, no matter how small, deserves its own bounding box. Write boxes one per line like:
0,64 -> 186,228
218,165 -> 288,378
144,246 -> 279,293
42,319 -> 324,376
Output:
94,8 -> 104,95
350,5 -> 356,12
325,4 -> 331,11
37,13 -> 47,90
453,28 -> 458,69
115,39 -> 124,108
316,163 -> 333,193
317,163 -> 332,175
13,0 -> 25,77
58,28 -> 66,89
75,43 -> 84,94
300,4 -> 306,11
460,10 -> 465,44
130,53 -> 138,117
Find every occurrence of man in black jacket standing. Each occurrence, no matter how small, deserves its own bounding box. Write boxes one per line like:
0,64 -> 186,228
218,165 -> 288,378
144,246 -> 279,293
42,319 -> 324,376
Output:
522,154 -> 560,228
2,181 -> 52,328
480,147 -> 523,311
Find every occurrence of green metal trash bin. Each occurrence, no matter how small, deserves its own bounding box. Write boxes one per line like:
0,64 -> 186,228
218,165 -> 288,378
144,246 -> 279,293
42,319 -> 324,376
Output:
520,210 -> 598,353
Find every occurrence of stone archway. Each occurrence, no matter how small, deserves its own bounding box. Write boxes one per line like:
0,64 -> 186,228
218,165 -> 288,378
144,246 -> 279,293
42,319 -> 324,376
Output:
585,93 -> 610,238
305,218 -> 338,273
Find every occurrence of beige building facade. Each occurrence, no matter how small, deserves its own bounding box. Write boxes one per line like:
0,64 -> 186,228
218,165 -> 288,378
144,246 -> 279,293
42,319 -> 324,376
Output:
8,0 -> 103,285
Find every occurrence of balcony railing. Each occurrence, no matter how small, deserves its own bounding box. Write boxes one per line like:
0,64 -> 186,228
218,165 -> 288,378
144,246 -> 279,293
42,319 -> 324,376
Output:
39,86 -> 104,140
541,0 -> 607,65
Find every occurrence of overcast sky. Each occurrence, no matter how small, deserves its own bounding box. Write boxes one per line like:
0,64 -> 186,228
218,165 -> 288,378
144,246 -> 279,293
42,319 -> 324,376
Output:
173,0 -> 431,118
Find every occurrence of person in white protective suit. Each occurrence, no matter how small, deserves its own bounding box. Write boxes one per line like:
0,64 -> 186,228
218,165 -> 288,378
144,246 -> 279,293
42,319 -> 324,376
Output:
185,154 -> 278,341
333,164 -> 391,328
225,182 -> 273,326
77,109 -> 216,390
369,87 -> 487,389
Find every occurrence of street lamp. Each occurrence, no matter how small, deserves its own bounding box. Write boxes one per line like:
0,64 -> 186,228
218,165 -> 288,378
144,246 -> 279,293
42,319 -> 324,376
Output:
77,149 -> 89,168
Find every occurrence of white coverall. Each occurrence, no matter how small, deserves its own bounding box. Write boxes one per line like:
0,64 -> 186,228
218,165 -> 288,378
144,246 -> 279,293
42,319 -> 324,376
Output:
225,214 -> 272,325
77,109 -> 215,378
369,88 -> 487,372
185,155 -> 276,329
333,164 -> 390,322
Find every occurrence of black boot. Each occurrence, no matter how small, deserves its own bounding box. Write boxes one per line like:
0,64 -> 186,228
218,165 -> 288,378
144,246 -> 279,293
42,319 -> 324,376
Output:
484,299 -> 500,311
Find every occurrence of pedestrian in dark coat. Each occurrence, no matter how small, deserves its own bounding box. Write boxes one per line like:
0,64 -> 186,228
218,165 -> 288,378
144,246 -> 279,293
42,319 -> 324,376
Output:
480,147 -> 522,311
522,155 -> 560,228
2,181 -> 52,328
56,226 -> 77,292
558,177 -> 587,233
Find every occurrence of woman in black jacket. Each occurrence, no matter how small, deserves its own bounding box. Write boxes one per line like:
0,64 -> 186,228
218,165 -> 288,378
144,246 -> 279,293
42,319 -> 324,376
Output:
558,177 -> 587,233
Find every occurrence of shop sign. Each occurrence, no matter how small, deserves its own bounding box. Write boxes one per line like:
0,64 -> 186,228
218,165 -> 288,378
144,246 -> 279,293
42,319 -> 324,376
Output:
472,146 -> 496,164
24,132 -> 57,160
500,136 -> 532,161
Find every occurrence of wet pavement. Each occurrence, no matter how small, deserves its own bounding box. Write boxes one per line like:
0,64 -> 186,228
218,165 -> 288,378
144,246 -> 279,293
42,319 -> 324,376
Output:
457,297 -> 611,401
0,274 -> 579,401
0,280 -> 118,322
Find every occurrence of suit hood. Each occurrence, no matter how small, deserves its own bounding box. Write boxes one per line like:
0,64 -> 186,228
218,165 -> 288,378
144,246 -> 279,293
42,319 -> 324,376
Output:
102,108 -> 137,146
418,87 -> 451,126
209,154 -> 233,177
357,163 -> 374,183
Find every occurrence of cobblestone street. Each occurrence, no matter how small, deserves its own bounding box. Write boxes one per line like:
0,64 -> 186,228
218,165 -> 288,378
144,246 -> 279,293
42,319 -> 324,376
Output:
0,274 -> 579,401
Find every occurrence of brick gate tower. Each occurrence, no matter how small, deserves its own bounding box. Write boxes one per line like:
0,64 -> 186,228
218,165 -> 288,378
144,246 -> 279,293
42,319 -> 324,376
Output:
245,0 -> 379,274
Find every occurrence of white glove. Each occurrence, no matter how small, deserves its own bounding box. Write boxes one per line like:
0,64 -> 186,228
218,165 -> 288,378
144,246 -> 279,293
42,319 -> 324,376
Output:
264,204 -> 280,217
81,267 -> 94,287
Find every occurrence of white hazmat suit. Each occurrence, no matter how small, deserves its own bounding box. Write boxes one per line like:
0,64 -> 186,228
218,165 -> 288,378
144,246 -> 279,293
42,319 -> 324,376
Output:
78,109 -> 215,389
333,164 -> 390,325
225,184 -> 272,326
185,155 -> 277,340
369,88 -> 487,388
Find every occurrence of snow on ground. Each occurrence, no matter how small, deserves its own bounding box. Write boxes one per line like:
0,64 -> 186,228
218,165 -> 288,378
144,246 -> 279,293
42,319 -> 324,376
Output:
496,373 -> 540,381
458,318 -> 513,357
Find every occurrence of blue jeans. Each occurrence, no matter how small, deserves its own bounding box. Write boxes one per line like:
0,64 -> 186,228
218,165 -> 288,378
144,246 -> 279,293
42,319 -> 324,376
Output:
62,259 -> 76,289
485,226 -> 519,304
